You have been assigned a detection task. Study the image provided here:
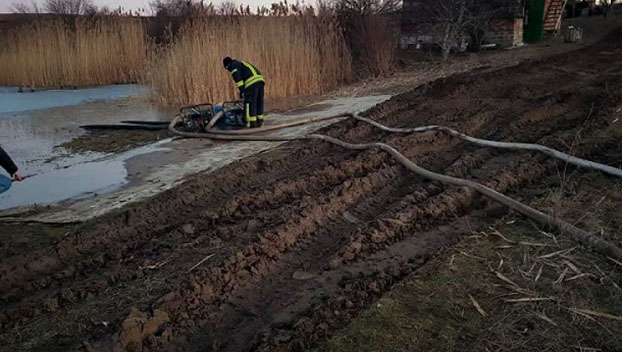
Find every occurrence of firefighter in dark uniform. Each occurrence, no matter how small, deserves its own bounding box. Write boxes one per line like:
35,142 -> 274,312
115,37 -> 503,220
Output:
223,57 -> 265,128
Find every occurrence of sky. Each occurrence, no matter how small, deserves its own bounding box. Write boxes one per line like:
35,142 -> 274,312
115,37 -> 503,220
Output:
0,0 -> 273,14
0,0 -> 150,14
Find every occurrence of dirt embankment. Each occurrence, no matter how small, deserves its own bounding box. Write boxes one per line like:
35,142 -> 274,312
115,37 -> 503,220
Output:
1,28 -> 622,352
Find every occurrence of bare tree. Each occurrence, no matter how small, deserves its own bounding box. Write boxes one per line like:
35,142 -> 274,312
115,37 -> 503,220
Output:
150,0 -> 194,16
600,0 -> 618,18
98,5 -> 112,15
409,0 -> 467,60
463,2 -> 492,51
218,1 -> 239,15
11,1 -> 42,13
335,0 -> 401,15
44,0 -> 98,15
404,0 -> 520,59
241,4 -> 252,14
150,0 -> 218,16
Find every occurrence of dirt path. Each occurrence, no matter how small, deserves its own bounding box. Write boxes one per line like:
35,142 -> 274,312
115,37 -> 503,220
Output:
1,27 -> 622,352
339,14 -> 622,98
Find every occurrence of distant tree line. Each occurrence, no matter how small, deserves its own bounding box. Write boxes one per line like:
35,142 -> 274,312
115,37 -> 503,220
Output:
11,0 -> 399,17
11,0 -> 149,16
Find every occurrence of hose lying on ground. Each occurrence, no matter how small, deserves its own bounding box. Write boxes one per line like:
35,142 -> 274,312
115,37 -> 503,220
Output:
353,113 -> 622,178
203,111 -> 622,178
168,114 -> 622,259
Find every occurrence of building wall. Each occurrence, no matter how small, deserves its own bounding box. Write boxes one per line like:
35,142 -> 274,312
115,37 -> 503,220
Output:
400,0 -> 526,50
400,18 -> 523,50
485,18 -> 524,48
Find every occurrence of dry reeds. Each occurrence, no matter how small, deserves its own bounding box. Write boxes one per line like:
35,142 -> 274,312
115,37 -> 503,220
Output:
0,14 -> 354,106
0,17 -> 148,87
147,15 -> 352,106
340,14 -> 399,77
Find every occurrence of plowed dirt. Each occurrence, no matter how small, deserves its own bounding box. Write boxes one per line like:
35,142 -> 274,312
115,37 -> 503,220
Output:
1,29 -> 622,352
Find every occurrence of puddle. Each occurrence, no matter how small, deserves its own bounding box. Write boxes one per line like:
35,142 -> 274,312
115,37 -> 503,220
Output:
0,141 -> 170,210
0,84 -> 173,211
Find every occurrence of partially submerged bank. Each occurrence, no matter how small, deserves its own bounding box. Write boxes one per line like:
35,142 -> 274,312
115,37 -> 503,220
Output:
0,87 -> 173,213
60,130 -> 171,154
58,95 -> 327,154
1,28 -> 622,352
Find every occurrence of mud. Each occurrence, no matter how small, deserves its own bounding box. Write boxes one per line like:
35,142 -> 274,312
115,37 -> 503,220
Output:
60,130 -> 172,154
1,28 -> 622,352
56,95 -> 326,155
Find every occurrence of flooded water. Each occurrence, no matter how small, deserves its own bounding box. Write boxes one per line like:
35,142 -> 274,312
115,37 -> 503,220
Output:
0,85 -> 151,113
0,85 -> 172,211
0,141 -> 171,211
0,88 -> 391,220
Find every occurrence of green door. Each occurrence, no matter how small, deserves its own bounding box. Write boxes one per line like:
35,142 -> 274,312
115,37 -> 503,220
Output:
524,0 -> 545,42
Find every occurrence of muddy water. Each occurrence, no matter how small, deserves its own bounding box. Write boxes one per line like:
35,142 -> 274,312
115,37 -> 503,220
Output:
0,85 -> 171,211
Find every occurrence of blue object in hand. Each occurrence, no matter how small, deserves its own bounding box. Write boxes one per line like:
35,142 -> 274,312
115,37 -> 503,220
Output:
0,174 -> 11,194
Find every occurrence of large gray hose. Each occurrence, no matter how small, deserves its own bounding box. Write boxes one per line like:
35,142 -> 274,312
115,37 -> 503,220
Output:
168,114 -> 622,259
352,114 -> 622,178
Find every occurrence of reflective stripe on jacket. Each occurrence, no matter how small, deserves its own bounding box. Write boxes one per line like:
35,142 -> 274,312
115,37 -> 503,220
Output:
227,60 -> 264,92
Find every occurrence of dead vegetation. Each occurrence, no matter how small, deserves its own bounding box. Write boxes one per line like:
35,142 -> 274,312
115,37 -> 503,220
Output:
332,0 -> 400,76
148,15 -> 352,106
312,216 -> 622,352
0,0 -> 399,106
0,17 -> 148,87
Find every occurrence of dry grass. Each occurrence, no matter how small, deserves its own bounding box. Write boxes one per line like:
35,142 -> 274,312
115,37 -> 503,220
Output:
148,15 -> 352,106
311,219 -> 622,352
0,17 -> 149,88
0,15 -> 352,106
338,14 -> 398,77
361,15 -> 398,77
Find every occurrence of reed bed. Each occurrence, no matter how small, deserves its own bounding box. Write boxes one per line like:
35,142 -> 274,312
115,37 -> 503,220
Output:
148,15 -> 352,106
0,14 -> 365,106
0,17 -> 148,87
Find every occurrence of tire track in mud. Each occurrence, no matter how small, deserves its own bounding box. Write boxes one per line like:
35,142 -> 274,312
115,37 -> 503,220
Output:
1,152 -> 409,349
0,87 -> 496,322
153,35 -> 622,352
334,97 -> 610,261
181,174 -> 439,352
253,119 -> 622,352
3,28 -> 622,352
253,215 -> 485,352
0,149 -> 402,327
120,81 -> 614,351
0,114 -> 468,347
107,135 -> 467,351
250,69 -> 622,352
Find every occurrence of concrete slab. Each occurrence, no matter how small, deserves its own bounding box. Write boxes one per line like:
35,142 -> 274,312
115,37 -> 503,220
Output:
2,95 -> 390,223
